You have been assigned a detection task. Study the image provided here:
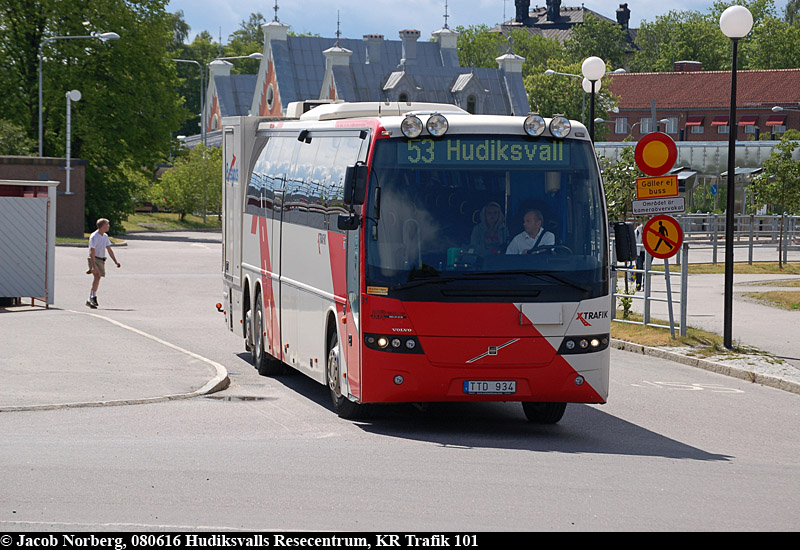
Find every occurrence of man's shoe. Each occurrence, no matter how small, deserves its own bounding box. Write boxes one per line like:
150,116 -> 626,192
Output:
91,296 -> 98,307
86,299 -> 97,309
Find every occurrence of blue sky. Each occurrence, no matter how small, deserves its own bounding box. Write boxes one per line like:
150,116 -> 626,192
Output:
167,0 -> 790,44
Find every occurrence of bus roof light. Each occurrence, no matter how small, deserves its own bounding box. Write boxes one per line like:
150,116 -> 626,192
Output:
426,113 -> 449,137
401,115 -> 423,139
549,115 -> 571,138
524,113 -> 546,137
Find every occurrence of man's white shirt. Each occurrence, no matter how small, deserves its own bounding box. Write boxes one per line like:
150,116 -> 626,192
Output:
505,229 -> 555,254
89,230 -> 111,259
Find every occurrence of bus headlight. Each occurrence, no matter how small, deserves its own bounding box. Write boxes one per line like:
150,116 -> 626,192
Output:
559,334 -> 609,355
401,115 -> 423,139
426,114 -> 449,137
365,333 -> 423,354
523,113 -> 546,137
549,115 -> 571,138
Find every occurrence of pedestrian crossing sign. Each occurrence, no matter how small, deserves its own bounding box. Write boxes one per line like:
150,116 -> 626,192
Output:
643,214 -> 683,259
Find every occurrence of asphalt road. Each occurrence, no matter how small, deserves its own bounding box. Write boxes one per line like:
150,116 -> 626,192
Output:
0,233 -> 797,531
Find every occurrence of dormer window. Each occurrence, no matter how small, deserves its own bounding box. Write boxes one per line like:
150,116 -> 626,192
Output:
466,95 -> 477,114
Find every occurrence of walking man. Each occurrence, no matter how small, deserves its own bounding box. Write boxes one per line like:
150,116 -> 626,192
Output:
86,218 -> 121,308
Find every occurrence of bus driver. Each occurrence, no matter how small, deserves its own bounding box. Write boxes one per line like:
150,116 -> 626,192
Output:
505,209 -> 555,255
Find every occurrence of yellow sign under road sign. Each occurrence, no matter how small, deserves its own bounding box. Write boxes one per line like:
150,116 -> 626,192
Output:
636,175 -> 679,200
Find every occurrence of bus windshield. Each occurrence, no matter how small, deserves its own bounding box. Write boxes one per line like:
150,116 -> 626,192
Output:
364,134 -> 607,301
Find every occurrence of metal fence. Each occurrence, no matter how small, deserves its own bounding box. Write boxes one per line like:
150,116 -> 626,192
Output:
671,213 -> 799,264
609,213 -> 798,337
611,242 -> 689,337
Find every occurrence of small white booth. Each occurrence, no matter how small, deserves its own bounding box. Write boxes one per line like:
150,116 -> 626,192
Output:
0,179 -> 58,306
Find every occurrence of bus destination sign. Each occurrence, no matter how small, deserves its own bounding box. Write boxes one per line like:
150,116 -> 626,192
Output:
398,138 -> 570,166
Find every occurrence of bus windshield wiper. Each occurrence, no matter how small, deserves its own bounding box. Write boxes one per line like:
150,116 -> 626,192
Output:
505,270 -> 591,293
392,271 -> 529,290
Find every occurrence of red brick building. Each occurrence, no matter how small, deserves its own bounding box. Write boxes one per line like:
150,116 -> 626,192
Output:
604,66 -> 800,142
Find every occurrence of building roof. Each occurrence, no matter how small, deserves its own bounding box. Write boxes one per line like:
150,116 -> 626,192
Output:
280,34 -> 449,104
495,5 -> 636,45
330,64 -> 526,115
607,69 -> 800,110
214,74 -> 258,117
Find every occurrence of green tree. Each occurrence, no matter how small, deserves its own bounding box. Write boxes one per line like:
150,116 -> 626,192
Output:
0,119 -> 36,155
173,30 -> 220,137
524,60 -> 618,137
748,130 -> 800,268
0,0 -> 188,231
455,25 -> 564,78
632,10 -> 728,72
598,143 -> 642,222
787,0 -> 800,25
563,13 -> 628,69
746,15 -> 800,69
456,24 -> 508,69
224,12 -> 266,75
159,144 -> 221,220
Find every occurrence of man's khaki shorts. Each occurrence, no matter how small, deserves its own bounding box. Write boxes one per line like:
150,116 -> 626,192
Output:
87,257 -> 106,277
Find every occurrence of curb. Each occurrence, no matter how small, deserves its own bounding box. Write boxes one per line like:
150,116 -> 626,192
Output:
0,311 -> 230,413
611,338 -> 800,396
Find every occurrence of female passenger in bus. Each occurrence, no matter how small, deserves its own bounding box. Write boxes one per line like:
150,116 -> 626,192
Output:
469,201 -> 509,257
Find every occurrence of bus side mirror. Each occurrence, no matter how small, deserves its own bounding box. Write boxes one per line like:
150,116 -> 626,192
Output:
344,163 -> 368,206
613,222 -> 637,263
337,214 -> 360,231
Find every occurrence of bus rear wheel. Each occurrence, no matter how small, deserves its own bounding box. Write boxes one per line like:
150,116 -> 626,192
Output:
326,332 -> 365,419
252,291 -> 283,376
522,402 -> 567,424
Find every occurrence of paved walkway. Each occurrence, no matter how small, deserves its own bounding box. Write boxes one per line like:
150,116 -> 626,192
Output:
616,242 -> 800,395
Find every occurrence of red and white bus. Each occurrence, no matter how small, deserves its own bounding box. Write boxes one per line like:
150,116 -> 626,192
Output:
220,102 -> 611,423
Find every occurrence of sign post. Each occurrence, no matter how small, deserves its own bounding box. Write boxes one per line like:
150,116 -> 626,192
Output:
634,134 -> 681,338
642,215 -> 683,338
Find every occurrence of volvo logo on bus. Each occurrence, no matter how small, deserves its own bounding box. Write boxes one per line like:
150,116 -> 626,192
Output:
466,339 -> 520,364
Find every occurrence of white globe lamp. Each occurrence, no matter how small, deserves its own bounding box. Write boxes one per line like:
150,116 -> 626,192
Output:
581,56 -> 606,82
719,5 -> 753,39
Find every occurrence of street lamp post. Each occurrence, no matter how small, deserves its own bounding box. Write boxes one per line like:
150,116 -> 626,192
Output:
581,57 -> 608,142
38,31 -> 119,157
172,59 -> 205,146
65,90 -> 81,195
720,5 -> 754,350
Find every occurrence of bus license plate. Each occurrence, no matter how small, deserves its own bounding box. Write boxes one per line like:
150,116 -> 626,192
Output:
464,381 -> 516,394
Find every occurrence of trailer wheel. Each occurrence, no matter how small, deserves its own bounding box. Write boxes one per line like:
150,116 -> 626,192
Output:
326,331 -> 365,419
522,402 -> 567,424
253,290 -> 283,376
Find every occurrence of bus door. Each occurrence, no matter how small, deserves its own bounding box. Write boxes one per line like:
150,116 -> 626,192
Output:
269,187 -> 284,362
342,134 -> 371,400
343,222 -> 361,399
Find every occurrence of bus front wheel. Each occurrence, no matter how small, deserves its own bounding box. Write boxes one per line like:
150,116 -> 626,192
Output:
326,332 -> 365,419
522,402 -> 567,424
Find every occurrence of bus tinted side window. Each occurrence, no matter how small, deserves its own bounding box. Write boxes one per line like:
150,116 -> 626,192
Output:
327,136 -> 363,225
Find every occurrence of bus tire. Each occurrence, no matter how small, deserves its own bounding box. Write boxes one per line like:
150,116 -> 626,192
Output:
522,402 -> 567,424
253,290 -> 283,376
326,331 -> 365,419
